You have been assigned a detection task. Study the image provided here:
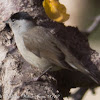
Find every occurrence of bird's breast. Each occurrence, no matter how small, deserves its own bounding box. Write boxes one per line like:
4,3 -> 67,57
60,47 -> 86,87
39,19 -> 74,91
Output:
14,34 -> 51,71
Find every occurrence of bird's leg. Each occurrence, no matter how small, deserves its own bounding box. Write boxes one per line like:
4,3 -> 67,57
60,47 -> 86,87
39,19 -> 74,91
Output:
33,66 -> 52,81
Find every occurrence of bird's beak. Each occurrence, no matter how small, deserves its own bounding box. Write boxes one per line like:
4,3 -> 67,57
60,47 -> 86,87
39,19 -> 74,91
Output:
3,19 -> 11,24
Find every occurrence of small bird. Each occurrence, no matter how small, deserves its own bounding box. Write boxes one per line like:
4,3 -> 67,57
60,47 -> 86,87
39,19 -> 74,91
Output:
5,12 -> 98,83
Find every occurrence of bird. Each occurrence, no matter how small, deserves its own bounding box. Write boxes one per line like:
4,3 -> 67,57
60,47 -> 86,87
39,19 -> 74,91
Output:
4,12 -> 98,83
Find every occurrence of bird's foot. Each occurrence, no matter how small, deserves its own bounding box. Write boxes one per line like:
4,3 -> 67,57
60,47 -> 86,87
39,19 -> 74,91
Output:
33,66 -> 52,81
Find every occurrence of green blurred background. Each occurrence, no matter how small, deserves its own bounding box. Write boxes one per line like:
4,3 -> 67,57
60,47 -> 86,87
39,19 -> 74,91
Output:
81,0 -> 100,53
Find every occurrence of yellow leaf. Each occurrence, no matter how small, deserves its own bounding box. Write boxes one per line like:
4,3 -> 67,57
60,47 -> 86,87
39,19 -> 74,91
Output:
43,0 -> 70,23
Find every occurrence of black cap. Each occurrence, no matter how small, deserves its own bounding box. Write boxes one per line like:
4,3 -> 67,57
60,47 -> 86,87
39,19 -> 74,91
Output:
11,12 -> 34,22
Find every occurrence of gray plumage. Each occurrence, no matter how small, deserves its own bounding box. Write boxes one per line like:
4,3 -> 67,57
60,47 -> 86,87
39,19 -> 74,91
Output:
5,12 -> 98,83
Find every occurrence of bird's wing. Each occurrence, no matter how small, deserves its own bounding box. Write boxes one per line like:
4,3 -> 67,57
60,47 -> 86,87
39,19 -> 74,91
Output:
23,26 -> 71,69
23,26 -> 98,83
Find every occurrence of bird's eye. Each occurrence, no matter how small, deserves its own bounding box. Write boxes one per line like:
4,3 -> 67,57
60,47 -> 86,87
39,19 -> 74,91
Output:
11,19 -> 15,22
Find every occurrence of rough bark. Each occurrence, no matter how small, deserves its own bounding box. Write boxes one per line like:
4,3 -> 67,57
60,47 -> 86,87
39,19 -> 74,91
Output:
0,30 -> 63,100
0,0 -> 100,100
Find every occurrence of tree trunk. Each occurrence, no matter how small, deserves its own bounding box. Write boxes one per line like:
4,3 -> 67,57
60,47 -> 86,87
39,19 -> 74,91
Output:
0,0 -> 100,100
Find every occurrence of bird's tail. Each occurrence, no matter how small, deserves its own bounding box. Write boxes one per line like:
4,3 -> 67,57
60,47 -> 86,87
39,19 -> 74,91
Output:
61,47 -> 99,84
66,56 -> 99,84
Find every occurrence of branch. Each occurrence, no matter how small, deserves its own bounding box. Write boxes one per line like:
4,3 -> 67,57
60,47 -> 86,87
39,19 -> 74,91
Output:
86,15 -> 100,33
71,88 -> 88,100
